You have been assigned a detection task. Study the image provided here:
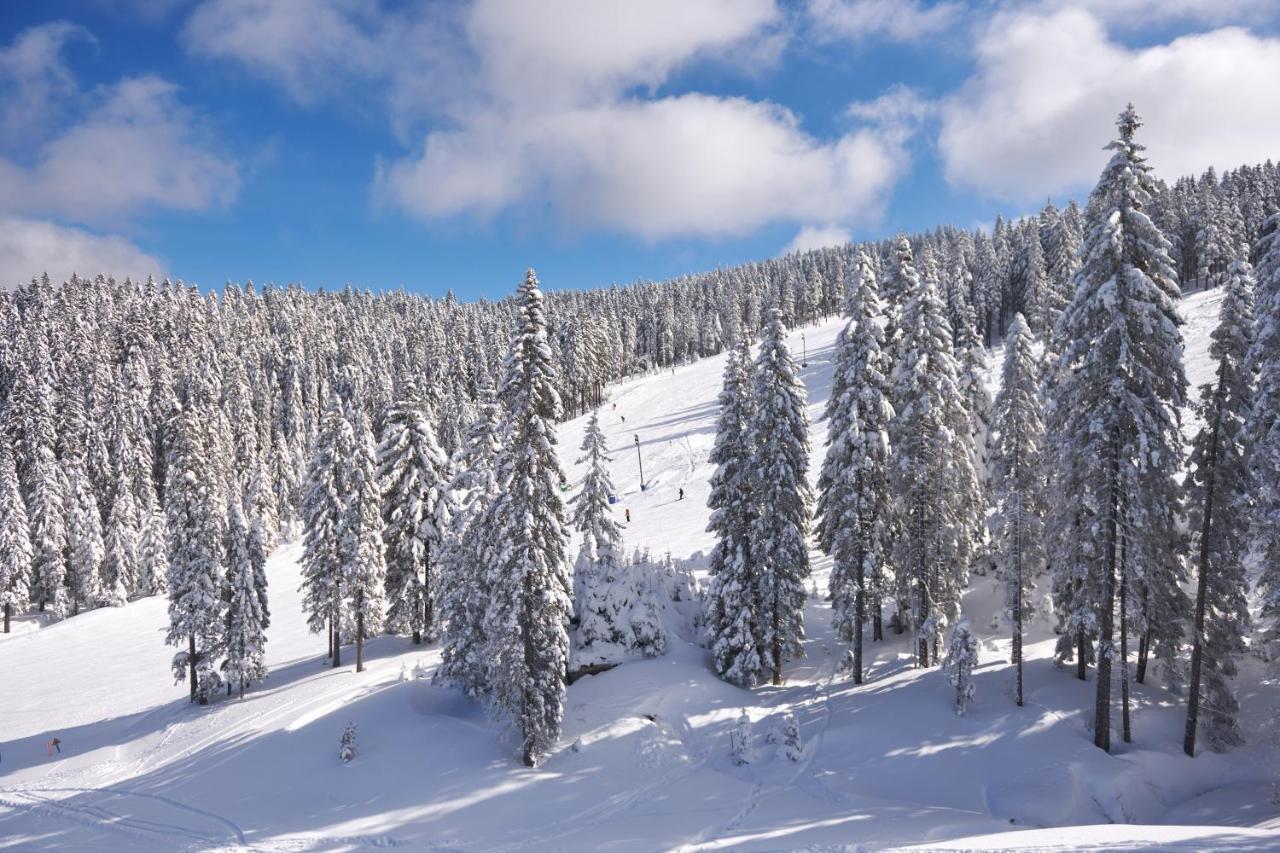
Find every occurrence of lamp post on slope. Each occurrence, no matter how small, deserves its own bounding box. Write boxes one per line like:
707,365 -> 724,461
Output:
634,434 -> 645,491
801,332 -> 808,368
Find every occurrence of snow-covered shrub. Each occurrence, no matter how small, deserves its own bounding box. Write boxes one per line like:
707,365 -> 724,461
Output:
411,659 -> 430,680
944,620 -> 978,716
768,711 -> 802,762
340,722 -> 357,763
730,710 -> 755,765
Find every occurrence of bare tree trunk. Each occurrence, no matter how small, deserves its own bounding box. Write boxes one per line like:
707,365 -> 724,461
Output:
3,602 -> 9,633
1120,529 -> 1131,745
1094,438 -> 1120,753
356,608 -> 365,674
1185,385 -> 1223,757
853,554 -> 865,685
189,634 -> 197,702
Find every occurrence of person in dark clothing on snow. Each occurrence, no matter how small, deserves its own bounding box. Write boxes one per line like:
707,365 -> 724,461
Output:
625,508 -> 631,523
678,487 -> 684,501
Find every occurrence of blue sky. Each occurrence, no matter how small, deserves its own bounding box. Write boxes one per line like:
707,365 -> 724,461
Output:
1,1 -> 1277,299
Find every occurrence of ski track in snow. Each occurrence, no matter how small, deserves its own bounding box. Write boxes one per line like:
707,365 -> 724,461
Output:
1,288 -> 1279,851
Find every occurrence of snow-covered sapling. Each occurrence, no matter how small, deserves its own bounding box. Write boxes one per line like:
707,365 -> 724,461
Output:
944,620 -> 979,716
340,722 -> 357,763
768,711 -> 802,762
730,710 -> 755,765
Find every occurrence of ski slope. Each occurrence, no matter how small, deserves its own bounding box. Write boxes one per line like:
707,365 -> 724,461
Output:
1,287 -> 1278,851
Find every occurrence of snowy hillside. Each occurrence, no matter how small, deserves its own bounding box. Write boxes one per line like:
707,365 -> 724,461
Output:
1,287 -> 1277,852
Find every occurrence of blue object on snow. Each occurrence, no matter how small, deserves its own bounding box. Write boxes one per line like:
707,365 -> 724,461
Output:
640,483 -> 647,492
608,495 -> 617,505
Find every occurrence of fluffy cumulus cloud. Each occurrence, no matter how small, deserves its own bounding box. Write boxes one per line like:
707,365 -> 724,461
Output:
939,8 -> 1280,201
805,0 -> 963,44
781,224 -> 853,256
0,217 -> 164,289
188,0 -> 916,240
377,95 -> 908,240
0,23 -> 238,226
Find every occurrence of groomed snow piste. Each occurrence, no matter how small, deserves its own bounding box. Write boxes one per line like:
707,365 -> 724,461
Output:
1,287 -> 1278,851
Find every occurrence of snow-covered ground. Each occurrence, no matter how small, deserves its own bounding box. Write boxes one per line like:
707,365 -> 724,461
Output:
1,288 -> 1277,851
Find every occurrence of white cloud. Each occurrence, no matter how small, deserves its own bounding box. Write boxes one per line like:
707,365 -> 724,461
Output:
781,224 -> 853,256
805,0 -> 963,44
0,26 -> 239,226
0,217 -> 165,289
1055,0 -> 1279,28
188,0 -> 911,239
939,8 -> 1280,200
0,22 -> 92,150
378,94 -> 910,240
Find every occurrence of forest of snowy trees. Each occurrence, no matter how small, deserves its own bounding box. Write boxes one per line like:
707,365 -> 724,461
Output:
1,103 -> 1279,764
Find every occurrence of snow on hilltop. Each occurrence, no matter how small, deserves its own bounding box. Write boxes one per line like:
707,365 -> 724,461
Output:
1,287 -> 1277,851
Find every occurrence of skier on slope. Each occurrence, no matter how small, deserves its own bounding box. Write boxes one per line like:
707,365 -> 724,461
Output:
625,508 -> 631,523
678,487 -> 684,501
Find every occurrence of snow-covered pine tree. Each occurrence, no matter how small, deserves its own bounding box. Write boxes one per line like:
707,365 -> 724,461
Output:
749,308 -> 812,685
483,270 -> 573,767
817,252 -> 894,683
0,441 -> 32,632
1183,255 -> 1255,755
1248,213 -> 1280,649
989,314 -> 1046,707
301,396 -> 351,667
341,412 -> 386,673
66,462 -> 105,614
571,409 -> 627,650
139,495 -> 169,596
954,300 -> 993,505
377,380 -> 451,644
223,503 -> 268,698
730,710 -> 755,765
165,404 -> 227,704
944,619 -> 979,716
101,460 -> 140,605
28,451 -> 67,617
437,387 -> 501,697
1049,105 -> 1187,752
890,236 -> 980,667
703,335 -> 764,687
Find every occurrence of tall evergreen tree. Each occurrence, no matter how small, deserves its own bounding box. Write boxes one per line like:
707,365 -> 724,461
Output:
1050,106 -> 1187,752
66,462 -> 105,614
890,236 -> 980,667
223,502 -> 268,698
817,253 -> 894,683
989,314 -> 1046,707
571,409 -> 626,648
748,309 -> 812,685
0,441 -> 32,633
28,452 -> 67,616
483,270 -> 573,766
301,397 -> 349,667
342,412 -> 386,673
1248,213 -> 1280,647
437,386 -> 501,697
101,461 -> 140,605
165,405 -> 226,704
1184,255 -> 1254,756
703,335 -> 764,686
377,380 -> 451,644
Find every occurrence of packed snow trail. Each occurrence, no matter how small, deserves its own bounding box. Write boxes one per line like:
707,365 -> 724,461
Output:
2,290 -> 1278,851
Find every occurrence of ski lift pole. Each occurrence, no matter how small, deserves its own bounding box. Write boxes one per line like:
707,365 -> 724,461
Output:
801,332 -> 808,368
634,434 -> 645,490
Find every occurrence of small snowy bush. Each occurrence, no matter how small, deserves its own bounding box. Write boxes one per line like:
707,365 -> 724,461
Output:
730,710 -> 755,765
944,620 -> 978,717
340,722 -> 357,763
768,712 -> 802,762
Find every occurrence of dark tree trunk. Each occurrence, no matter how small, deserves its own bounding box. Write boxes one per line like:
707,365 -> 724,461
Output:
188,634 -> 197,702
1077,626 -> 1088,682
1120,529 -> 1131,745
3,602 -> 9,633
1135,584 -> 1151,683
853,556 -> 865,685
1094,438 -> 1120,753
1185,385 -> 1223,758
356,608 -> 365,673
872,592 -> 884,642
